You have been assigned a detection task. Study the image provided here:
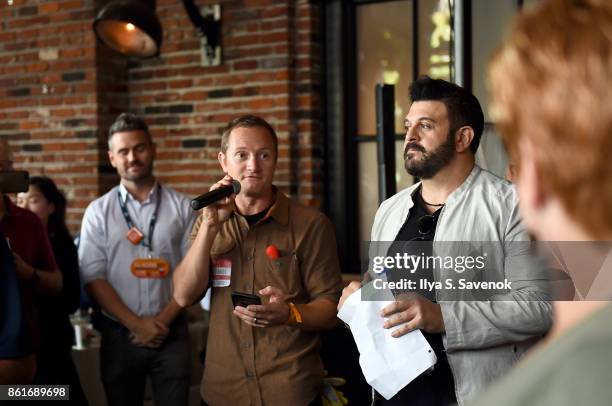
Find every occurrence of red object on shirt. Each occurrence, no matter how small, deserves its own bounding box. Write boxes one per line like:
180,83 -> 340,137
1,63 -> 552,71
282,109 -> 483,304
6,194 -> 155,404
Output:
265,244 -> 280,260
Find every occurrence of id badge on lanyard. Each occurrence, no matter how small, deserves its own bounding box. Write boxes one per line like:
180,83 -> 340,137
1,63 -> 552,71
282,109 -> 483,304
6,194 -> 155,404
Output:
118,186 -> 170,279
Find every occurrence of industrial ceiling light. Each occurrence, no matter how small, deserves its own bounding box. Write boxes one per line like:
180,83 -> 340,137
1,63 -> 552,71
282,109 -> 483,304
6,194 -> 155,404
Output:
182,1 -> 222,66
93,0 -> 162,59
93,0 -> 221,64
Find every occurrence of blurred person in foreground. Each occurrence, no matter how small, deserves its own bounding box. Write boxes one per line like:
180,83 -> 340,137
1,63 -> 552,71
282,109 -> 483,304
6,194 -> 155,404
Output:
471,0 -> 612,404
17,176 -> 87,404
0,138 -> 61,383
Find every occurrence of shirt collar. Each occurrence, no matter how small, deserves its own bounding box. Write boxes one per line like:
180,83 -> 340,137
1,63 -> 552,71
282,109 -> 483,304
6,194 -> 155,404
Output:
264,187 -> 289,226
236,186 -> 289,227
118,182 -> 160,205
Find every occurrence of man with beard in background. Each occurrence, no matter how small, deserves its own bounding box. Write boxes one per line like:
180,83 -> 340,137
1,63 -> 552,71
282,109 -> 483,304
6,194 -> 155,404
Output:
79,113 -> 196,406
338,77 -> 551,405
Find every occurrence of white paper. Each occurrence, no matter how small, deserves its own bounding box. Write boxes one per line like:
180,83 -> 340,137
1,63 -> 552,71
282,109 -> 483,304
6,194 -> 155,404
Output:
337,285 -> 437,400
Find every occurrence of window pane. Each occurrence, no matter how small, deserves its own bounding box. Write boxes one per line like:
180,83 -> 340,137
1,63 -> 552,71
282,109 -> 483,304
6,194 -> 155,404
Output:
472,0 -> 518,121
418,0 -> 452,80
471,0 -> 518,177
357,142 -> 380,244
358,140 -> 415,246
357,0 -> 414,136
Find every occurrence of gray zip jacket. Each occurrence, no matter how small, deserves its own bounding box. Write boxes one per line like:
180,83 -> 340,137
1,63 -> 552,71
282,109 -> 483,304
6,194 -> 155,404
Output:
370,165 -> 553,405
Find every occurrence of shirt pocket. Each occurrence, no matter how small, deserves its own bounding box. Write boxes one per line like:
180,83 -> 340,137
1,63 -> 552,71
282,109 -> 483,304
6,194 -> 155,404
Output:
264,252 -> 302,298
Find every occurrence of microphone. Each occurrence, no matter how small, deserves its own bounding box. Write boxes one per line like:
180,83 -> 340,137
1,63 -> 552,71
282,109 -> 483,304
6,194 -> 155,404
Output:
191,180 -> 241,211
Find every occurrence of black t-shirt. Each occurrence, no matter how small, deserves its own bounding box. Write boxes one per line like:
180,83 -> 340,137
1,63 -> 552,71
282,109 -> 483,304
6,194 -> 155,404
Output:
242,202 -> 274,227
379,187 -> 457,406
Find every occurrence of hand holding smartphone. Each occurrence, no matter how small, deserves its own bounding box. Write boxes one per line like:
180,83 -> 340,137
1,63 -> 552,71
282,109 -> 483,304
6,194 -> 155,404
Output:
231,291 -> 262,308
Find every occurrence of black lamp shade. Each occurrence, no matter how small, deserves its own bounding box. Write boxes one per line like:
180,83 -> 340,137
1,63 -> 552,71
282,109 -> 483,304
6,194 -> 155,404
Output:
93,0 -> 162,58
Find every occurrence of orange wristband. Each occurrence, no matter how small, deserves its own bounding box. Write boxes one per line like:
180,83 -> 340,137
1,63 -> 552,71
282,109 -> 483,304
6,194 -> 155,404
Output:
285,302 -> 303,325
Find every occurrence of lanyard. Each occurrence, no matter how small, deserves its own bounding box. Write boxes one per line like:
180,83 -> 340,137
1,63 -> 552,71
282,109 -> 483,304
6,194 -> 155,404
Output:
117,185 -> 161,251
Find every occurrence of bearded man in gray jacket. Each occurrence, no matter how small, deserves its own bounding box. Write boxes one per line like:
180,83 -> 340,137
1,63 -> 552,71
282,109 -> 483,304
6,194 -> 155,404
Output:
339,76 -> 552,406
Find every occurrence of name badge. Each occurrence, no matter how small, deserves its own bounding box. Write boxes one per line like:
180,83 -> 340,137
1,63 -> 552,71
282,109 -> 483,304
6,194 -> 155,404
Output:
126,227 -> 144,245
131,258 -> 170,278
212,258 -> 231,287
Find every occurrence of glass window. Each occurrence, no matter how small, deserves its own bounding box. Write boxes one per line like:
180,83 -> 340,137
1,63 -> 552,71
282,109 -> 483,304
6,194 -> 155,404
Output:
357,0 -> 414,136
355,0 -> 453,246
418,0 -> 452,81
471,0 -> 520,178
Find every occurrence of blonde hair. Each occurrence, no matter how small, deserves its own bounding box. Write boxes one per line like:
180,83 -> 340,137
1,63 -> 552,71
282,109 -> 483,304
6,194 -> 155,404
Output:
488,0 -> 612,237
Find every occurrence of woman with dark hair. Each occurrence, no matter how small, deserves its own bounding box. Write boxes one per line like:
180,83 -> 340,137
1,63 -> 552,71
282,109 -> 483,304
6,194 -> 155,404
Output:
17,176 -> 88,404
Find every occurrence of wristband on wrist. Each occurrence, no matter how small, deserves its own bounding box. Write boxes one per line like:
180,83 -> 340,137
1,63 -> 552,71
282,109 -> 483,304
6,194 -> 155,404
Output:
285,302 -> 303,325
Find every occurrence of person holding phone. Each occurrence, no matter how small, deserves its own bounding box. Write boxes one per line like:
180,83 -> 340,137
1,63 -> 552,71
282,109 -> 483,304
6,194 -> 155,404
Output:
173,115 -> 344,406
471,1 -> 612,404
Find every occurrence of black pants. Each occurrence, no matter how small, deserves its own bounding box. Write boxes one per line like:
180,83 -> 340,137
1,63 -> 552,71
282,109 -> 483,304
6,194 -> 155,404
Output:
98,315 -> 191,406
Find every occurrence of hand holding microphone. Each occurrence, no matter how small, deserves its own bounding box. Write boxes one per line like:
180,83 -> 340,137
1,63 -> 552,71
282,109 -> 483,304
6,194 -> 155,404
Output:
193,176 -> 241,226
191,178 -> 241,210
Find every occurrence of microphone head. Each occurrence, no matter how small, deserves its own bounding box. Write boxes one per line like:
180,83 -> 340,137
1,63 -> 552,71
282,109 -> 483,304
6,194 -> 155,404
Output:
231,179 -> 241,195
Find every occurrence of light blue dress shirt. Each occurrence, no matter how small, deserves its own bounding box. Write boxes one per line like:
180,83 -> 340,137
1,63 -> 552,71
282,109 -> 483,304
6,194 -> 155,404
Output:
78,182 -> 197,317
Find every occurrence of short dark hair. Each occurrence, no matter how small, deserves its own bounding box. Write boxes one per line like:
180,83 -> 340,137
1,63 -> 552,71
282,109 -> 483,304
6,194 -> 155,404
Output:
108,113 -> 152,149
221,115 -> 278,157
410,76 -> 484,154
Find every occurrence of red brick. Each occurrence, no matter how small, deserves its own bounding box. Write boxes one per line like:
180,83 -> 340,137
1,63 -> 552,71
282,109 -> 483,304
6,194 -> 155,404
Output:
39,3 -> 60,13
25,62 -> 48,72
59,48 -> 85,58
182,91 -> 206,101
7,0 -> 325,220
260,31 -> 290,44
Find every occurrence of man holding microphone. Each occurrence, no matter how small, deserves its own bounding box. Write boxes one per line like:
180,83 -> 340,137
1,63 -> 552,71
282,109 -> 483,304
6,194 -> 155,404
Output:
173,115 -> 343,406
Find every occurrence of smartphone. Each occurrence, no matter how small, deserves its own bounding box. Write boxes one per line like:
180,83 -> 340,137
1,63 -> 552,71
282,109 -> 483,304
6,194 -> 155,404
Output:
231,291 -> 262,308
0,171 -> 29,193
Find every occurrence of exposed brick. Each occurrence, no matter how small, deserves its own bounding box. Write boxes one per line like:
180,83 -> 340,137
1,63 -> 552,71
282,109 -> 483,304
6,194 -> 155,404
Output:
39,48 -> 59,61
7,88 -> 30,97
234,60 -> 259,70
60,48 -> 85,58
144,106 -> 168,115
154,116 -> 181,125
18,6 -> 38,16
182,139 -> 207,149
62,71 -> 86,82
39,3 -> 60,13
76,130 -> 97,139
6,0 -> 326,233
64,118 -> 86,127
208,88 -> 233,98
22,143 -> 43,152
130,71 -> 154,80
182,91 -> 206,101
169,104 -> 194,114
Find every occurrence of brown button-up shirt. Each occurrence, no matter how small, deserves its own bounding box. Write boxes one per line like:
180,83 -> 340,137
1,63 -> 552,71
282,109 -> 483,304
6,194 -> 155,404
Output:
192,191 -> 343,406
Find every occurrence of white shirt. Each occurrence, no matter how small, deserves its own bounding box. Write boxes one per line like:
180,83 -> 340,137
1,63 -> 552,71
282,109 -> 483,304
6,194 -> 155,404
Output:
79,182 -> 197,317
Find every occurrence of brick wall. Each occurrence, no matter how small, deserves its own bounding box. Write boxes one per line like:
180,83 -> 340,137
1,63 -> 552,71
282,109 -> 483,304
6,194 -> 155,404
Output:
0,0 -> 324,234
